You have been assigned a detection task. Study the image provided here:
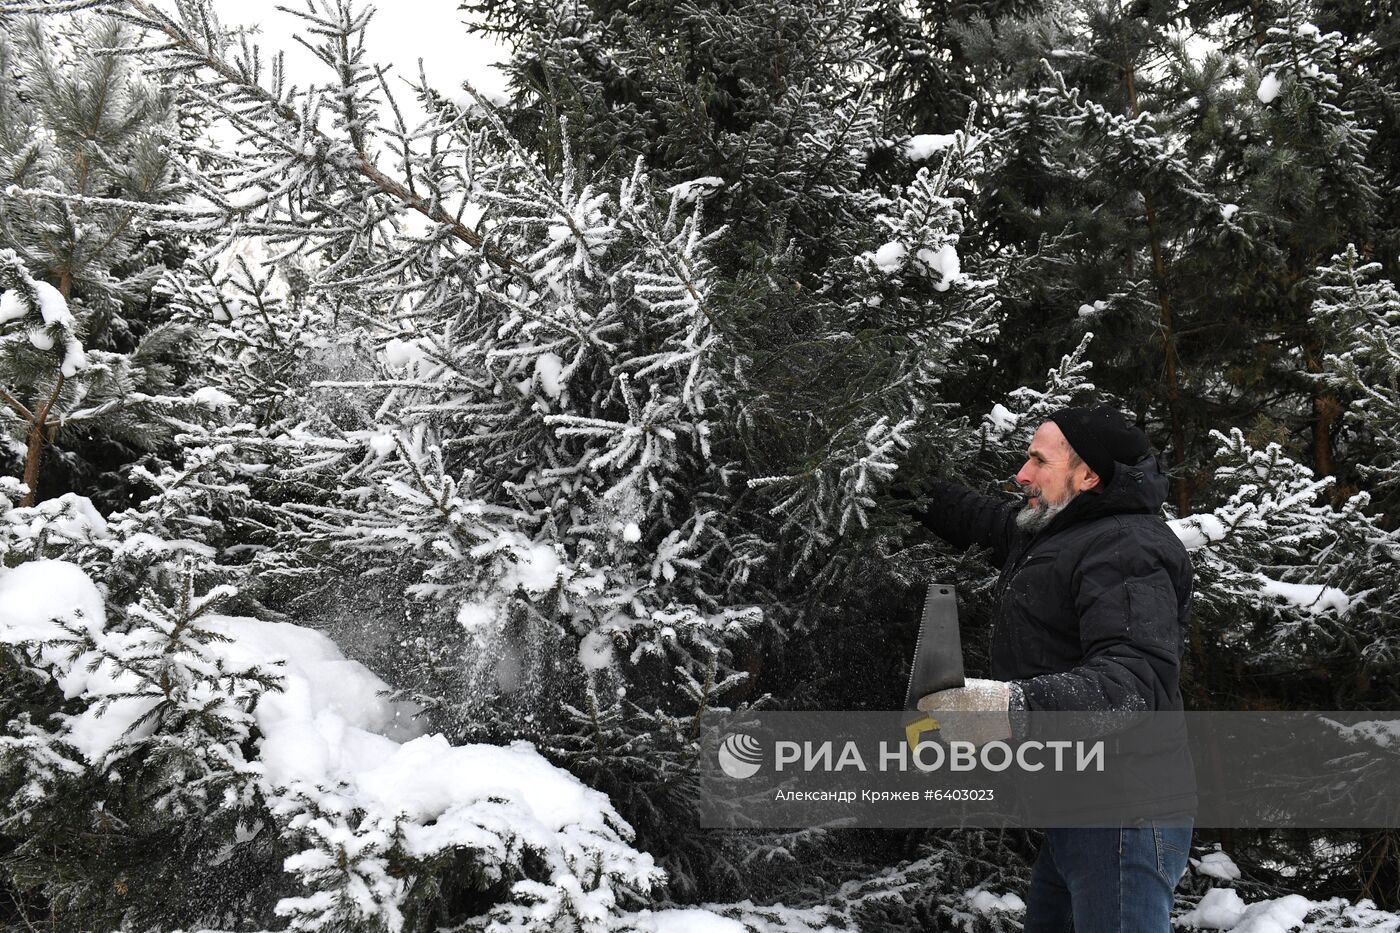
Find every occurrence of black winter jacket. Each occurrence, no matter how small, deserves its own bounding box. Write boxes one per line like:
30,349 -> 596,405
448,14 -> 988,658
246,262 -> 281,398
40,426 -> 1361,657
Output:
911,453 -> 1197,821
912,453 -> 1191,715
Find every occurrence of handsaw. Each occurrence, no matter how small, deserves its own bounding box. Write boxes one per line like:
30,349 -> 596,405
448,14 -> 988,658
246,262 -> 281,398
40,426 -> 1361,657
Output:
903,582 -> 966,747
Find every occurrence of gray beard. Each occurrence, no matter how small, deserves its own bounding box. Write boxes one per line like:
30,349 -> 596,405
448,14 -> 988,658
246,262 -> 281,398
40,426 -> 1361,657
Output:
1015,494 -> 1074,533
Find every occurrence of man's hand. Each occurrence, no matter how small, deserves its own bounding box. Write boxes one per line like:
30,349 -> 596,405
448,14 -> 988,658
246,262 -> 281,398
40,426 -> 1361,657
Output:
917,678 -> 1017,746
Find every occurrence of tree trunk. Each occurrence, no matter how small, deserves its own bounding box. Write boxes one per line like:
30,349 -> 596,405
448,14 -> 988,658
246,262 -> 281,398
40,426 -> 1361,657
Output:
1122,52 -> 1191,516
17,373 -> 65,508
19,417 -> 44,507
1304,342 -> 1341,481
1359,829 -> 1400,909
17,271 -> 75,507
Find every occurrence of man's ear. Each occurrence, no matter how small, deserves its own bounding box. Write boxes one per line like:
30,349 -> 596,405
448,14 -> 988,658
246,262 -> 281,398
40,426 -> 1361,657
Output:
1079,469 -> 1101,493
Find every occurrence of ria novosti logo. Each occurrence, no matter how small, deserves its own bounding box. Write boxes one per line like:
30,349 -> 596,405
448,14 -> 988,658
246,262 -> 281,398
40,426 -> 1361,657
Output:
717,732 -> 763,779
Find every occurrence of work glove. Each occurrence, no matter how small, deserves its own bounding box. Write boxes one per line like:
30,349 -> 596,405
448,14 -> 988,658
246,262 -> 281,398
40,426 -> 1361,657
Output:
917,678 -> 1021,746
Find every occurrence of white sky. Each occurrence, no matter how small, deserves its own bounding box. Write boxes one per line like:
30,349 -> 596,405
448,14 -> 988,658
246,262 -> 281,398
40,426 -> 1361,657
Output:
220,0 -> 511,114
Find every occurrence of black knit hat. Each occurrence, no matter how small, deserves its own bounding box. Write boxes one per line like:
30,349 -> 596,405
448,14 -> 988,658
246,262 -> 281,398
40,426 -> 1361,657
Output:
1047,406 -> 1150,486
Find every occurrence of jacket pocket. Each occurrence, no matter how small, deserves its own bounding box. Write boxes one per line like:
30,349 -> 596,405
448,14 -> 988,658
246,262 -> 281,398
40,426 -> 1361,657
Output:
1124,576 -> 1178,652
1006,552 -> 1058,591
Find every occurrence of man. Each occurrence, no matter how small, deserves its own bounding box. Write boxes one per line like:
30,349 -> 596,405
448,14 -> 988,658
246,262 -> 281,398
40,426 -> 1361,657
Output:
909,405 -> 1195,933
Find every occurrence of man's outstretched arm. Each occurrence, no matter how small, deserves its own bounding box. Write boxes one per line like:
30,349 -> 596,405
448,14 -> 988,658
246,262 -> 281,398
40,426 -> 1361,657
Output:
906,478 -> 1018,567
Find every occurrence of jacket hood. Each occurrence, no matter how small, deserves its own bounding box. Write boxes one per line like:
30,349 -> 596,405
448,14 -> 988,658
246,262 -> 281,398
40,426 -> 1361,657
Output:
1038,452 -> 1169,538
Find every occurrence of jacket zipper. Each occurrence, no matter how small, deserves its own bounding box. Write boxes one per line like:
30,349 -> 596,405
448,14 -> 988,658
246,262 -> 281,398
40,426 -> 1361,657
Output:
991,545 -> 1044,658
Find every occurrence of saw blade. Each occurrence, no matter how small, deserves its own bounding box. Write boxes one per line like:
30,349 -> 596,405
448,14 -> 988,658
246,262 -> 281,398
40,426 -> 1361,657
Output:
903,582 -> 966,712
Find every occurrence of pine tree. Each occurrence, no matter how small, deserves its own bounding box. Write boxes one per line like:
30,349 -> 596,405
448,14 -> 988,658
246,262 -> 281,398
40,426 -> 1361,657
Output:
0,13 -> 201,509
1314,0 -> 1400,274
951,0 -> 1383,516
0,250 -> 207,511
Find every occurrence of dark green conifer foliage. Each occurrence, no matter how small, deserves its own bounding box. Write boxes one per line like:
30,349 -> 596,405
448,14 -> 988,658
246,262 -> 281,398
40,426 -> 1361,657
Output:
2,0 -> 1400,924
0,14 -> 195,509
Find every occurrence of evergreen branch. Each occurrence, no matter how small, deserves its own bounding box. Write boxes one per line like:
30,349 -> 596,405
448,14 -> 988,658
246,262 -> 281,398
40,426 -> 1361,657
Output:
105,0 -> 521,275
456,80 -> 598,255
5,185 -> 227,218
0,0 -> 117,12
0,386 -> 34,423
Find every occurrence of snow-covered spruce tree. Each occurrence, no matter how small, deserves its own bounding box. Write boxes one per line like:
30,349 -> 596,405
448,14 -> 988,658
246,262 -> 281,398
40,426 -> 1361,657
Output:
0,544 -> 293,928
15,0 -> 765,922
145,237 -> 358,611
472,0 -> 1004,699
31,0 -> 1028,921
1169,428 -> 1400,708
0,13 -> 203,509
973,330 -> 1100,461
0,11 -> 688,924
1312,244 -> 1400,517
472,0 -> 1025,914
1164,423 -> 1400,908
1,477 -> 703,932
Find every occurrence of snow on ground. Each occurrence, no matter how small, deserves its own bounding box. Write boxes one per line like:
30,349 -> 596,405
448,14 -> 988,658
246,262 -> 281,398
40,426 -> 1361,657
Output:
1194,850 -> 1243,881
1178,889 -> 1400,933
1236,894 -> 1317,933
957,862 -> 1400,933
1175,847 -> 1400,933
0,558 -> 631,839
0,552 -> 786,928
1181,888 -> 1249,928
965,887 -> 1027,913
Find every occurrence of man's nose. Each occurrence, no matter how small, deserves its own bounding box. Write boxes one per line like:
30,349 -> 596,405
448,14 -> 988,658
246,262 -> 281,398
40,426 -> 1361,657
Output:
1014,462 -> 1032,486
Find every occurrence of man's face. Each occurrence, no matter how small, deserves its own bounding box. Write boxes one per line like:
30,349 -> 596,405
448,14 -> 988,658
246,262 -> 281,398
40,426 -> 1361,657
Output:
1013,422 -> 1099,530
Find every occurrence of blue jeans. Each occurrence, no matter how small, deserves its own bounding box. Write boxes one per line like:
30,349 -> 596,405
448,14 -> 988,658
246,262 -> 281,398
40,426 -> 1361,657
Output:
1023,821 -> 1193,933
